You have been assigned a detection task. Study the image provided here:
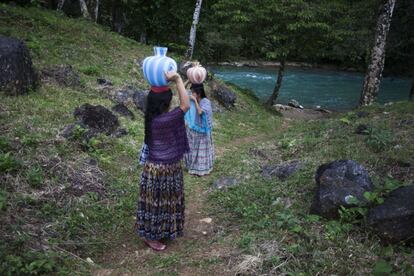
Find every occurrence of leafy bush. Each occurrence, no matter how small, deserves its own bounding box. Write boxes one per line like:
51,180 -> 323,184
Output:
0,152 -> 21,173
79,65 -> 101,76
0,191 -> 7,211
365,128 -> 394,152
0,137 -> 12,153
25,165 -> 44,188
1,252 -> 56,276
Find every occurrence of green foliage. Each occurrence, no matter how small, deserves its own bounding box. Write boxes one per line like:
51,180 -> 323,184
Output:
79,65 -> 101,76
365,127 -> 394,152
0,137 -> 12,153
0,152 -> 21,173
372,259 -> 393,276
0,252 -> 56,276
0,191 -> 7,211
25,165 -> 44,189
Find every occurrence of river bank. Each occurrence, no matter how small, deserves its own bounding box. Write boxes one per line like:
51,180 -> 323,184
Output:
209,65 -> 411,111
207,60 -> 360,73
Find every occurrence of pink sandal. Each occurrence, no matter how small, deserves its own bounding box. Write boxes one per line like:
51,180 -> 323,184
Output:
144,240 -> 167,251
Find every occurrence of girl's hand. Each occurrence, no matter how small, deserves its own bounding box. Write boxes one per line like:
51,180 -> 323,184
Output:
165,71 -> 180,82
190,95 -> 197,102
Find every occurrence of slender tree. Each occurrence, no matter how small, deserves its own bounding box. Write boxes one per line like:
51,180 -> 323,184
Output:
56,0 -> 65,10
79,0 -> 90,19
360,0 -> 396,106
185,0 -> 203,60
261,0 -> 330,107
94,0 -> 100,22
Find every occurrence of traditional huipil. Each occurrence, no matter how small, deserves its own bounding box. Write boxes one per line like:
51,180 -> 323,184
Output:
136,106 -> 189,240
184,97 -> 214,175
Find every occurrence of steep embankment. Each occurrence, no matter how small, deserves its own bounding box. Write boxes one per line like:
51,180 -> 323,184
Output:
0,4 -> 280,275
1,4 -> 413,276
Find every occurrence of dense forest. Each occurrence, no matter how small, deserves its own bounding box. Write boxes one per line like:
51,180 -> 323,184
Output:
4,0 -> 414,76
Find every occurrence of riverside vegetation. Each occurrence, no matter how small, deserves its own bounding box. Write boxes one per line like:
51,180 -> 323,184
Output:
1,4 -> 413,275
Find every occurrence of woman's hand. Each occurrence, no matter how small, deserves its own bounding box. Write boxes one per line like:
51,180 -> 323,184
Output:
165,71 -> 180,82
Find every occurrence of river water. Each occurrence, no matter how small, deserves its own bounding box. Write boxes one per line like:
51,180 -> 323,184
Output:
210,66 -> 411,110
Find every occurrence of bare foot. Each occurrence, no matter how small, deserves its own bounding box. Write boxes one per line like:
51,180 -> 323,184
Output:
144,240 -> 167,251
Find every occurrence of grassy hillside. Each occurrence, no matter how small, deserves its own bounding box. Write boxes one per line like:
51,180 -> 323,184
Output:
1,4 -> 413,276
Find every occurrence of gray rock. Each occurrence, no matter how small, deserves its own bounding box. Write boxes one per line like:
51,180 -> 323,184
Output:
262,161 -> 304,181
179,60 -> 193,79
0,35 -> 37,95
288,99 -> 303,109
213,177 -> 238,190
97,78 -> 113,86
208,79 -> 236,108
60,123 -> 78,139
73,104 -> 119,135
398,119 -> 414,127
314,106 -> 332,113
112,103 -> 134,119
133,89 -> 149,112
310,160 -> 374,219
211,101 -> 223,113
356,111 -> 369,118
355,124 -> 371,135
41,64 -> 81,88
113,89 -> 133,105
367,184 -> 414,243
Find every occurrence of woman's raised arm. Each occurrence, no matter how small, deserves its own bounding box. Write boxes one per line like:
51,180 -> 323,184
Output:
166,72 -> 190,112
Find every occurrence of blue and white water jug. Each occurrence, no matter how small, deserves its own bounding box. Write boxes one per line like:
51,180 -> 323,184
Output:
142,47 -> 177,87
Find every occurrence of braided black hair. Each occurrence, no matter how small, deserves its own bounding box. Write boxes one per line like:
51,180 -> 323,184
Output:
144,90 -> 173,145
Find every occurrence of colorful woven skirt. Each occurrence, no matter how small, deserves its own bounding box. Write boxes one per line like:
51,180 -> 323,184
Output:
135,161 -> 185,240
184,128 -> 215,176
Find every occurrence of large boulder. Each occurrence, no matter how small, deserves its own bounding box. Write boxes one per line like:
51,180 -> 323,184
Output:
40,64 -> 81,88
367,184 -> 414,243
0,35 -> 37,96
73,104 -> 119,135
208,79 -> 236,108
310,160 -> 374,219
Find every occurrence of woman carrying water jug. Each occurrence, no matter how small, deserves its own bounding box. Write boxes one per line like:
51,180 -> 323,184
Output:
136,47 -> 190,251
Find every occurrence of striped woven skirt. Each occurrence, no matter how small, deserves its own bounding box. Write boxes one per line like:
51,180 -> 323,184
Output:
184,128 -> 215,176
135,161 -> 185,240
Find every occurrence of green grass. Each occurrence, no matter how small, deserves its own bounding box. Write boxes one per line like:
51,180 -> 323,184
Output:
1,3 -> 413,276
207,102 -> 414,275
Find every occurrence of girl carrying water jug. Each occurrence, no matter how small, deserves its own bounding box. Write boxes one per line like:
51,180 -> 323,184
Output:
184,63 -> 215,176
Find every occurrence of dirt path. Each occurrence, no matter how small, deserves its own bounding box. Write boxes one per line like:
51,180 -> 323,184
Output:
93,133 -> 272,276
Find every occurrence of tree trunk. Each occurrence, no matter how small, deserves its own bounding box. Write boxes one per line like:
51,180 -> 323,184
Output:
57,0 -> 65,10
79,0 -> 90,19
111,1 -> 124,34
266,60 -> 286,107
140,32 -> 147,44
94,0 -> 100,22
185,0 -> 203,60
410,78 -> 414,101
359,0 -> 396,106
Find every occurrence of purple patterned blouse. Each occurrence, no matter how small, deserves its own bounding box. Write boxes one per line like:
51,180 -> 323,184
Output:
147,107 -> 189,164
